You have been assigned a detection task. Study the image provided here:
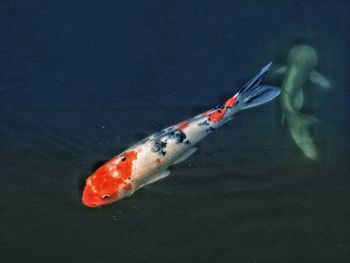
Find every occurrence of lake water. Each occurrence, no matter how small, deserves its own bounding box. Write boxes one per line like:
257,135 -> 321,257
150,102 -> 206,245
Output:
1,1 -> 349,262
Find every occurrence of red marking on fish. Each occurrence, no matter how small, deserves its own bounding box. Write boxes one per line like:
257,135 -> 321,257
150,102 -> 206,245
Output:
224,95 -> 237,108
209,95 -> 237,123
177,121 -> 189,131
82,150 -> 137,207
209,109 -> 225,122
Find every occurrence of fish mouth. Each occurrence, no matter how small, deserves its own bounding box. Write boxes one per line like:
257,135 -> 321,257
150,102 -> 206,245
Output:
82,188 -> 101,208
82,187 -> 117,207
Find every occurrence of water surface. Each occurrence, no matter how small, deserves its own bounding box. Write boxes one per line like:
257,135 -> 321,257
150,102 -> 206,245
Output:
1,1 -> 350,262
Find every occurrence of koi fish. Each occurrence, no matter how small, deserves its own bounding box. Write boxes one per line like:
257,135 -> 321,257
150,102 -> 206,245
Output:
82,62 -> 280,207
276,45 -> 331,160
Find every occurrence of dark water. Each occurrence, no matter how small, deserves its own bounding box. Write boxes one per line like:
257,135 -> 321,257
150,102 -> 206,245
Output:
1,1 -> 350,262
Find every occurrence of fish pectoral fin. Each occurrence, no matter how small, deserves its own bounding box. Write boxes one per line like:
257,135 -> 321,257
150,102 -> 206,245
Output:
310,71 -> 331,89
302,113 -> 321,125
274,66 -> 287,75
294,111 -> 321,126
140,170 -> 171,188
172,147 -> 198,165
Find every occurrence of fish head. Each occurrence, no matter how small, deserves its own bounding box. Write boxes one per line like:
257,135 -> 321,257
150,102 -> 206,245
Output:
287,45 -> 318,69
82,175 -> 121,207
82,151 -> 137,207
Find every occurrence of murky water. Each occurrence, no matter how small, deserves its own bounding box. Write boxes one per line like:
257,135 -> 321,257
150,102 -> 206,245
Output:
1,1 -> 349,262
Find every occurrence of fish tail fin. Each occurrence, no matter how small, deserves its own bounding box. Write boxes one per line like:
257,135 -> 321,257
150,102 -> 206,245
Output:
234,62 -> 280,112
285,111 -> 320,160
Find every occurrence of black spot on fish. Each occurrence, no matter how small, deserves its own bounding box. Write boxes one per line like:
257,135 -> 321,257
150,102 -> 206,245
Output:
198,120 -> 210,127
150,126 -> 188,155
152,139 -> 168,155
178,132 -> 186,143
172,130 -> 187,144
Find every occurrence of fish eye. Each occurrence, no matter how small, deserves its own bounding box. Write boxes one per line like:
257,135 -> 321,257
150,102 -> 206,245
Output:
101,194 -> 110,199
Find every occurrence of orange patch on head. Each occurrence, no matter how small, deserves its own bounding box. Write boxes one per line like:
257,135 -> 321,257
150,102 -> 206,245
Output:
82,150 -> 138,207
156,158 -> 161,165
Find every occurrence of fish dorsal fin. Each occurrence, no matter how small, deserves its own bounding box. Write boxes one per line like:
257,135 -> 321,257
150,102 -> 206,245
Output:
173,147 -> 198,165
310,71 -> 331,89
139,170 -> 170,189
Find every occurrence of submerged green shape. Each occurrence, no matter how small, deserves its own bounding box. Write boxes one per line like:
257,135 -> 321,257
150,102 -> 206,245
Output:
277,45 -> 331,160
